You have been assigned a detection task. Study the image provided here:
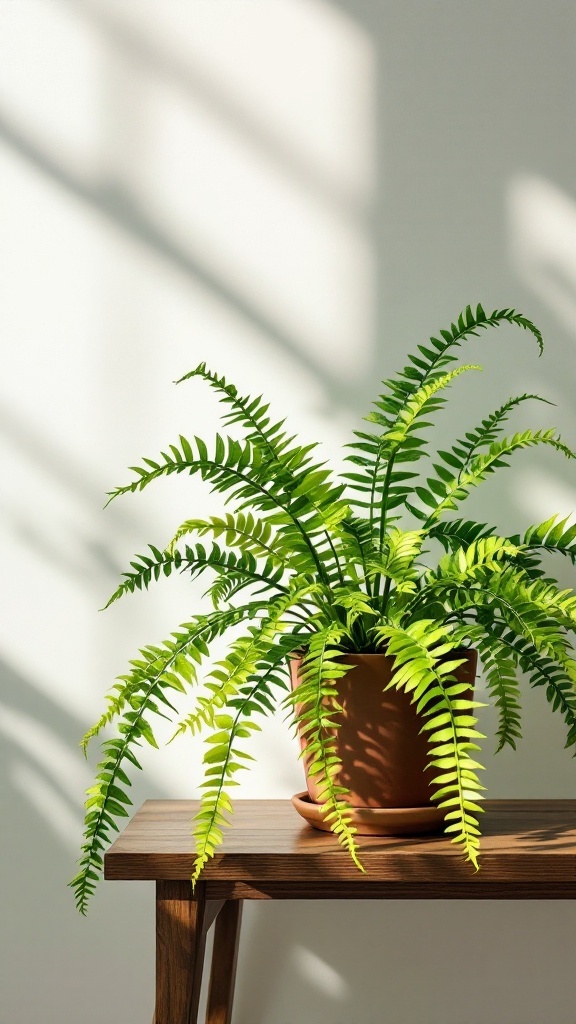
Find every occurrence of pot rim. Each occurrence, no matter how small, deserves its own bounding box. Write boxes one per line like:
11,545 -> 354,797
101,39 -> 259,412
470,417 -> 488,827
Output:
288,645 -> 476,660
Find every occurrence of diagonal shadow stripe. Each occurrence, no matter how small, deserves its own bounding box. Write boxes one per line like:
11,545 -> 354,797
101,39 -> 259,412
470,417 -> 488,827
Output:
69,0 -> 375,229
0,110 -> 367,410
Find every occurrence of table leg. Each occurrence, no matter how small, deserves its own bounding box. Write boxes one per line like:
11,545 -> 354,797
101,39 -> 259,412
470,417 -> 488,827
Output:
155,880 -> 207,1024
205,900 -> 243,1024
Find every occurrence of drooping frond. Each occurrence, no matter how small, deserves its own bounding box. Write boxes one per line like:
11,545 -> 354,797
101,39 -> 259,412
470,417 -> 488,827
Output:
189,587 -> 317,885
71,607 -> 255,914
204,561 -> 282,608
376,619 -> 485,868
171,636 -> 299,741
80,607 -> 253,755
516,649 -> 576,754
285,625 -> 364,871
476,633 -> 522,751
422,565 -> 576,668
188,640 -> 301,887
193,584 -> 314,727
500,571 -> 576,637
406,539 -> 522,631
478,618 -> 576,754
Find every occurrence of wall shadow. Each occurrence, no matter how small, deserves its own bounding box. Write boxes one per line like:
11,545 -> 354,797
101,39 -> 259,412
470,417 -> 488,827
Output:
0,657 -> 165,1023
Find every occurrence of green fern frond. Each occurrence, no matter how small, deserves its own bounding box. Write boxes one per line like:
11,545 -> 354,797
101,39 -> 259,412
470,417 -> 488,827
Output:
432,536 -> 520,581
193,585 -> 313,726
107,434 -> 261,507
428,519 -> 497,552
377,620 -> 485,868
286,626 -> 364,871
516,649 -> 576,753
496,570 -> 576,638
176,367 -> 349,535
478,619 -> 576,754
173,634 -> 300,746
204,559 -> 283,608
361,306 -> 543,462
411,429 -> 574,524
71,614 -> 223,913
70,601 -> 276,913
109,434 -> 347,585
345,365 -> 481,541
176,363 -> 302,466
104,541 -> 287,612
167,512 -> 288,563
339,516 -> 378,566
330,587 -> 377,640
176,365 -> 350,574
422,565 -> 575,668
522,514 -> 576,564
345,305 -> 543,522
366,530 -> 426,620
476,635 -> 522,751
369,364 -> 481,440
189,638 -> 300,886
80,608 -> 242,755
435,393 -> 552,483
406,539 -> 521,629
102,545 -> 178,609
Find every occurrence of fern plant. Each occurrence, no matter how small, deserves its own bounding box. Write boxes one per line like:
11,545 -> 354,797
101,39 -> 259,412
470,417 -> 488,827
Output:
71,305 -> 576,913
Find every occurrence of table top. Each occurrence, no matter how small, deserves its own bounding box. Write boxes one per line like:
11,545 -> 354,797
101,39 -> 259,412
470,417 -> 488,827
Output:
104,799 -> 576,899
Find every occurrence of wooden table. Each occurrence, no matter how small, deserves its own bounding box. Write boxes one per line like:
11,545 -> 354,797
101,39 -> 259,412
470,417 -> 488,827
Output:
104,799 -> 576,1024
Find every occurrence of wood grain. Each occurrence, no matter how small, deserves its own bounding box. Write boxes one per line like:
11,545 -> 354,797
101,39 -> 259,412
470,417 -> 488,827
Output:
206,900 -> 243,1024
154,880 -> 206,1024
104,799 -> 576,894
203,880 -> 576,900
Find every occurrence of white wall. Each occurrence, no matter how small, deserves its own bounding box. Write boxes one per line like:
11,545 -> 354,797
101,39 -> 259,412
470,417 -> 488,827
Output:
0,2 -> 574,1022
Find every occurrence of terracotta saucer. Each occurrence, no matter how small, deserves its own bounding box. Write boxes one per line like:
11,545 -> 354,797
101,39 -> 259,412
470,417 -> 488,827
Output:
291,791 -> 445,836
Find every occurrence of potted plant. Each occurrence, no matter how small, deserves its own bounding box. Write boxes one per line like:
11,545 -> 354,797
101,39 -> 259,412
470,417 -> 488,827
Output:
71,304 -> 576,914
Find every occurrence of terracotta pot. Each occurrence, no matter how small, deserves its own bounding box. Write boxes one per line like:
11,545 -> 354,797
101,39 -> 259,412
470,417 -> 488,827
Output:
289,649 -> 477,832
